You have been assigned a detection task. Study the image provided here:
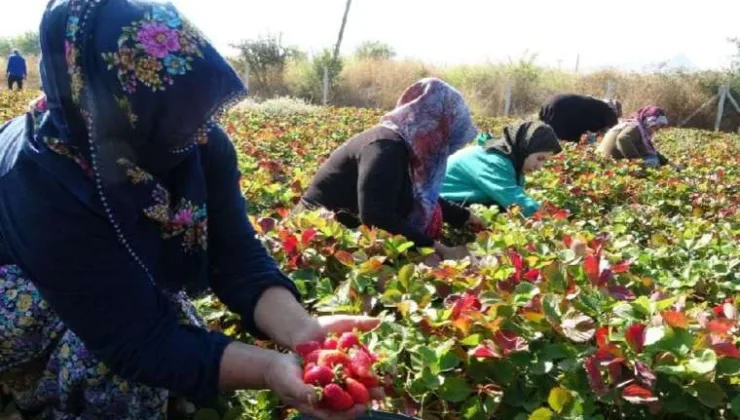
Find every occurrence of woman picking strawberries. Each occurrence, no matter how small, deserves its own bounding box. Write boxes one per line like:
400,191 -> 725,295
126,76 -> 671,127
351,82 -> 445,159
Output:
0,1 -> 377,419
441,121 -> 562,217
298,78 -> 483,261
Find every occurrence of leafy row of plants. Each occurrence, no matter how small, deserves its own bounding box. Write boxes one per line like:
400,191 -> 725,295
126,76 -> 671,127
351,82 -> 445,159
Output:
2,92 -> 738,419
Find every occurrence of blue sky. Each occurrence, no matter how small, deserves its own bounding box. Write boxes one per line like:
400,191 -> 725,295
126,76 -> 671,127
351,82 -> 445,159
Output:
4,0 -> 739,71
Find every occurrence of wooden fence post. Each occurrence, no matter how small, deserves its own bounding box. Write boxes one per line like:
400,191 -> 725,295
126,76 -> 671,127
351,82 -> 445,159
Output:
715,85 -> 728,132
502,82 -> 512,117
322,66 -> 329,106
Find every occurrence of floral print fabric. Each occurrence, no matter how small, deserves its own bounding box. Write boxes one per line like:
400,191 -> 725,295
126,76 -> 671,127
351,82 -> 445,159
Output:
0,265 -> 204,419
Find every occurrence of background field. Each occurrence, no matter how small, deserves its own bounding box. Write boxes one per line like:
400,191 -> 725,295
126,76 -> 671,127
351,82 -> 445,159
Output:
0,91 -> 738,419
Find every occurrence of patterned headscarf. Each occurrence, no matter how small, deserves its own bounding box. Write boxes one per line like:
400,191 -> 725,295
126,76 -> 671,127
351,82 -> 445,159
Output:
629,106 -> 668,154
380,78 -> 478,237
480,121 -> 562,181
33,0 -> 246,291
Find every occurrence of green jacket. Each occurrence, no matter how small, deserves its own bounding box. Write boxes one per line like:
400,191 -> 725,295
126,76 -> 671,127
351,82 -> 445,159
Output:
441,145 -> 540,216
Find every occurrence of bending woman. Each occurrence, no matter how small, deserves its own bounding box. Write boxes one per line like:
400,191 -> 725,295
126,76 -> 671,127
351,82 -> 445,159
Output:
442,121 -> 562,217
597,106 -> 674,168
0,1 -> 376,419
539,93 -> 619,143
298,78 -> 482,261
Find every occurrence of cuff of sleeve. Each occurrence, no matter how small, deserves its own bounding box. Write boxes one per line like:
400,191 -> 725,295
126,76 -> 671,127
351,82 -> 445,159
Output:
240,273 -> 301,340
197,331 -> 233,404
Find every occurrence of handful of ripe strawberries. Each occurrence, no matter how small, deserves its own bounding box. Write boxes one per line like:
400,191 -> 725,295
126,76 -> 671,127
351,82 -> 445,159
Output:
297,332 -> 382,412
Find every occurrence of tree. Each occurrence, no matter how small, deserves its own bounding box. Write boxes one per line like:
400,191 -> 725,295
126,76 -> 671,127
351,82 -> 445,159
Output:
230,33 -> 299,97
0,32 -> 41,57
355,41 -> 396,61
333,0 -> 352,63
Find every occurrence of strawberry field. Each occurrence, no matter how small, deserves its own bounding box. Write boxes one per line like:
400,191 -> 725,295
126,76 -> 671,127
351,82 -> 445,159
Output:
2,91 -> 740,419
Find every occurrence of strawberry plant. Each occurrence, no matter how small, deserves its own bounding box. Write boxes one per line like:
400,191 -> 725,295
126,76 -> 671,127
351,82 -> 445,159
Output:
2,92 -> 739,419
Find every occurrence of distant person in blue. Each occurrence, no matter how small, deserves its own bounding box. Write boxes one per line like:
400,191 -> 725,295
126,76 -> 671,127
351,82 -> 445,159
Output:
0,1 -> 378,419
442,121 -> 562,217
5,49 -> 27,90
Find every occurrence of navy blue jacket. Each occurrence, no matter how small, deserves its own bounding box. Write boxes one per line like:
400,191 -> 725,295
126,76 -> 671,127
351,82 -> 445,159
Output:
0,115 -> 299,403
6,54 -> 27,78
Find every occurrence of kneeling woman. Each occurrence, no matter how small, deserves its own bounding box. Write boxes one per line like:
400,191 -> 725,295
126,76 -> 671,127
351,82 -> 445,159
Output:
0,1 -> 376,419
441,121 -> 562,217
298,78 -> 482,261
597,106 -> 673,168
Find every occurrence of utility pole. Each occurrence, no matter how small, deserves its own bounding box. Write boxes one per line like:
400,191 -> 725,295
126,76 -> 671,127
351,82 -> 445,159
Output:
333,0 -> 352,62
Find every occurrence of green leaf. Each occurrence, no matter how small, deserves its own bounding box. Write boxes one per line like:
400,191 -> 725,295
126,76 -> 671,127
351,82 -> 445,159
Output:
461,334 -> 482,346
657,326 -> 693,356
717,358 -> 740,377
693,381 -> 725,408
528,407 -> 554,420
438,376 -> 472,403
398,263 -> 414,291
438,349 -> 461,372
654,364 -> 686,376
687,349 -> 717,375
462,397 -> 484,420
631,296 -> 652,316
731,395 -> 740,417
644,326 -> 666,346
542,294 -> 563,323
548,387 -> 573,414
193,409 -> 221,420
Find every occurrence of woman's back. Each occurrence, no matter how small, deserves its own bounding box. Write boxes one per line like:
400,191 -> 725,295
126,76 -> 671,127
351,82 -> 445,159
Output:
301,125 -> 410,216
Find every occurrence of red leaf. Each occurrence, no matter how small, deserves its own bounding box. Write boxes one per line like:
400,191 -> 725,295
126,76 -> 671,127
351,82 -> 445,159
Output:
611,260 -> 631,274
468,340 -> 502,359
707,319 -> 734,335
622,384 -> 658,405
524,269 -> 541,281
596,326 -> 610,348
625,323 -> 646,354
450,293 -> 482,321
334,250 -> 355,267
608,361 -> 624,382
608,285 -> 636,301
712,342 -> 740,358
584,356 -> 607,396
584,255 -> 601,285
563,235 -> 573,248
661,311 -> 689,329
509,250 -> 525,276
300,228 -> 317,246
257,217 -> 277,234
553,209 -> 569,220
276,207 -> 290,219
282,234 -> 299,255
493,330 -> 529,355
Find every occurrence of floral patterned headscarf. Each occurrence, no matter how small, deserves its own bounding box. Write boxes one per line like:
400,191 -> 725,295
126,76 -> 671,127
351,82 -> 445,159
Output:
629,106 -> 668,155
33,0 -> 246,291
381,78 -> 478,237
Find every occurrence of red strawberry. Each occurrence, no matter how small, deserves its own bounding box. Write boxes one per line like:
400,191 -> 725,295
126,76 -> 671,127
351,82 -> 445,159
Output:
317,350 -> 352,369
349,349 -> 374,378
296,341 -> 321,358
358,375 -> 380,388
345,377 -> 371,404
304,350 -> 321,365
303,365 -> 334,386
322,383 -> 355,411
337,332 -> 360,350
323,337 -> 338,350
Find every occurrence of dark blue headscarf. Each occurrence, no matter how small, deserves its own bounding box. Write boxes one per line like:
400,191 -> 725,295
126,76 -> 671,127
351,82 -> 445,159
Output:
33,0 -> 247,291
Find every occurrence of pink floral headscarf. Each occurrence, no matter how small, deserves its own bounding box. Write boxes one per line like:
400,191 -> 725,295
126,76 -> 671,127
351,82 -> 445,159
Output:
380,78 -> 478,237
630,106 -> 668,154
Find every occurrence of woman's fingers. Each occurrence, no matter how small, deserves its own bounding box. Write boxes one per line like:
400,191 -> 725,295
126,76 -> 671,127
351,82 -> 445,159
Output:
318,315 -> 381,334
